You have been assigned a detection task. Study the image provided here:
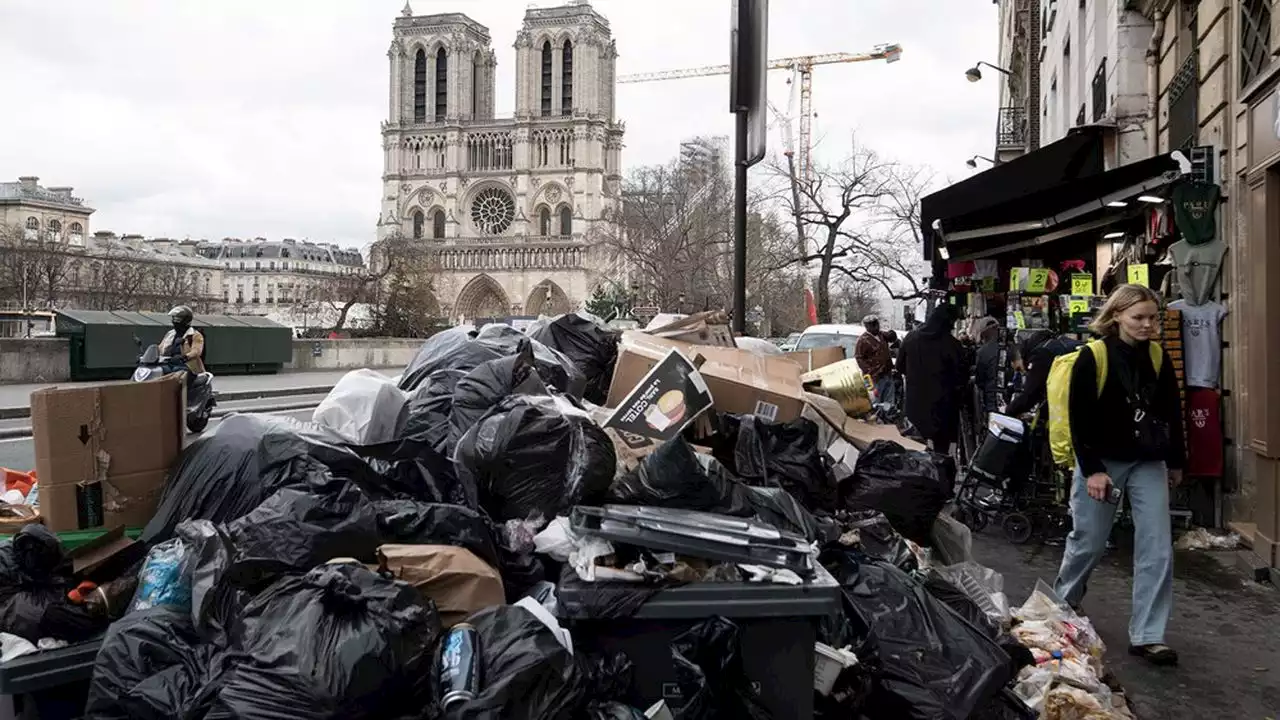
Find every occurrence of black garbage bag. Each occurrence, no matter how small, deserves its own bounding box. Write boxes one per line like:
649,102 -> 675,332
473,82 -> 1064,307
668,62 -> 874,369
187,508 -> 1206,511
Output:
455,395 -> 615,524
586,704 -> 647,720
218,563 -> 441,720
444,604 -> 585,719
222,482 -> 383,588
143,414 -> 392,545
401,368 -> 468,451
526,312 -> 619,405
840,440 -> 952,544
0,525 -> 88,643
449,348 -> 549,454
821,549 -> 1011,720
669,616 -> 772,720
834,510 -> 917,572
358,436 -> 474,508
712,415 -> 838,513
610,438 -> 826,541
371,499 -> 501,570
399,324 -> 586,399
85,606 -> 225,720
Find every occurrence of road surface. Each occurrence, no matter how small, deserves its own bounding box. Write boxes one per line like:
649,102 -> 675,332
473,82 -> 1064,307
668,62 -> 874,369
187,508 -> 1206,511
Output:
0,405 -> 319,472
0,369 -> 392,412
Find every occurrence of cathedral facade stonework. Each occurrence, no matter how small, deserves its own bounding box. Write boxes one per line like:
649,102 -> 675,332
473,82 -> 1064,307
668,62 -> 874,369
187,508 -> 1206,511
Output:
379,1 -> 625,321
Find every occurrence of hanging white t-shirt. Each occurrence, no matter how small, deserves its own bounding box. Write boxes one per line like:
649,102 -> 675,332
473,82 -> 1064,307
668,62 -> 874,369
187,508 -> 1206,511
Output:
1169,300 -> 1227,389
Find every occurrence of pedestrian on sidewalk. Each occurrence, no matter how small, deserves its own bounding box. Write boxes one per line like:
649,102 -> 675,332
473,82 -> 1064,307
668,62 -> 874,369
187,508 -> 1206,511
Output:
854,315 -> 896,408
1055,284 -> 1185,667
896,305 -> 965,455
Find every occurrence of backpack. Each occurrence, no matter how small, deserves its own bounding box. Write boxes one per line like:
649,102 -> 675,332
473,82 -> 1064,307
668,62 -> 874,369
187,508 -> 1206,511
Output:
1046,339 -> 1164,468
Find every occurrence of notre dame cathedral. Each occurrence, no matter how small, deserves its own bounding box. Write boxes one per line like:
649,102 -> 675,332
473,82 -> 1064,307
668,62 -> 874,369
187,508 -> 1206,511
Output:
377,0 -> 626,322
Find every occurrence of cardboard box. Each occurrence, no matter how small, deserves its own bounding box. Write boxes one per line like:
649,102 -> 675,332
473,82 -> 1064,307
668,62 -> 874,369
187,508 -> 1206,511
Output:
30,376 -> 184,532
783,347 -> 846,372
609,332 -> 806,423
643,311 -> 735,347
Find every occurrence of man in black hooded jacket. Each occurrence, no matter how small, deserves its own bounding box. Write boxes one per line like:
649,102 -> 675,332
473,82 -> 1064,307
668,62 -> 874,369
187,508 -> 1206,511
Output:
897,305 -> 966,454
1004,330 -> 1080,419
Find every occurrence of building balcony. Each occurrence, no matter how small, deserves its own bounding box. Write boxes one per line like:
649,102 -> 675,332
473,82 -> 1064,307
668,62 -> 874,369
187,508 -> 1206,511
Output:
996,106 -> 1029,153
432,233 -> 584,247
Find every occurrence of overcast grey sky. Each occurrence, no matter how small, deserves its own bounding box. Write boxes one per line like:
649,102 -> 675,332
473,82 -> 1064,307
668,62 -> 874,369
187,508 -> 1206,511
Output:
0,0 -> 999,247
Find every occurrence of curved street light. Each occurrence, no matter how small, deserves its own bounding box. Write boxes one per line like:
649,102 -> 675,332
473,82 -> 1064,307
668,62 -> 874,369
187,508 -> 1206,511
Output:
966,155 -> 996,168
965,61 -> 1013,83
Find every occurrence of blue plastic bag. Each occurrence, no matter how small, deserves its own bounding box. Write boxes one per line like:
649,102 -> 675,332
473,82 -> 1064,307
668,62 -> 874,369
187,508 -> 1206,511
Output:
129,538 -> 192,613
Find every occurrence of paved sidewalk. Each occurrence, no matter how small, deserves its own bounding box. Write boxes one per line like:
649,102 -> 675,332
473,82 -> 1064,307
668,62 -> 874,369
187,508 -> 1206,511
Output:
974,531 -> 1280,720
0,368 -> 394,408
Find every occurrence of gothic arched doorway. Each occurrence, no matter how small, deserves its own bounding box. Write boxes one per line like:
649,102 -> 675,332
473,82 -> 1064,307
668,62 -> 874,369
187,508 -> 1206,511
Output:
525,279 -> 571,317
455,274 -> 511,322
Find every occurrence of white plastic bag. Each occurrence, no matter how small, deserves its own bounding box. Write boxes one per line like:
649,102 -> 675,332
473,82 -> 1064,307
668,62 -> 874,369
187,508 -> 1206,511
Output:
312,369 -> 407,445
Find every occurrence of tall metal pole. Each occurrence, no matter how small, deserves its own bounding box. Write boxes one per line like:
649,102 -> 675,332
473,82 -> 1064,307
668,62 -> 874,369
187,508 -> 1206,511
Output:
733,109 -> 749,335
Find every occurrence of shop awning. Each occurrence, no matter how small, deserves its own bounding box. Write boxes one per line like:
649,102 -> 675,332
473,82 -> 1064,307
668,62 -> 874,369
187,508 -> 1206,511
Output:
920,127 -> 1105,262
935,153 -> 1183,260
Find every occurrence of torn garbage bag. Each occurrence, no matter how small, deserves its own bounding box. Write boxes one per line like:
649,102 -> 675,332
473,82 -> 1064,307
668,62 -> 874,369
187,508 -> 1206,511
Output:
399,324 -> 586,399
85,606 -> 224,720
448,347 -> 549,453
526,312 -> 619,406
455,394 -> 615,523
143,413 -> 390,544
312,369 -> 409,446
712,415 -> 838,513
670,616 -> 772,720
218,563 -> 441,720
823,550 -> 1011,720
609,438 -> 826,541
443,604 -> 586,719
834,510 -> 917,572
840,440 -> 952,544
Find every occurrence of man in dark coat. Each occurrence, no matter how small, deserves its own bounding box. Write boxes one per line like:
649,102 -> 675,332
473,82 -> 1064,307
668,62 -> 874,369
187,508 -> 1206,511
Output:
897,305 -> 966,454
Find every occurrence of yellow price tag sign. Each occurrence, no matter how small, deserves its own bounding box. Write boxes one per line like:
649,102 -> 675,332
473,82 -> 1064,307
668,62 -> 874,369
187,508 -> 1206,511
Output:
980,276 -> 996,293
1071,273 -> 1093,296
1127,263 -> 1150,287
1009,268 -> 1021,291
1014,311 -> 1026,329
1069,299 -> 1090,315
1027,268 -> 1050,293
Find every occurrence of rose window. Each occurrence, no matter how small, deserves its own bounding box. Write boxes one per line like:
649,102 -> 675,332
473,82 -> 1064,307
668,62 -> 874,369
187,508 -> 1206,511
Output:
470,187 -> 516,236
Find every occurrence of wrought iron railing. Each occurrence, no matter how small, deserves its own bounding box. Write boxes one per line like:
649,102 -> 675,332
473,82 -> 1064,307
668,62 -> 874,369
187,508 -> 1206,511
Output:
1168,53 -> 1199,151
1091,58 -> 1108,122
996,106 -> 1028,148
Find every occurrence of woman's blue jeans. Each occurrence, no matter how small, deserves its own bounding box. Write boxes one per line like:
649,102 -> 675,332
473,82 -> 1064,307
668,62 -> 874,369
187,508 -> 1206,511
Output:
1053,458 -> 1174,646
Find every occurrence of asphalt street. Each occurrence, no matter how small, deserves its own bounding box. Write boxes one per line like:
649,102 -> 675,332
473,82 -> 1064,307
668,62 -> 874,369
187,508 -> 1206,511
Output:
0,405 -> 318,471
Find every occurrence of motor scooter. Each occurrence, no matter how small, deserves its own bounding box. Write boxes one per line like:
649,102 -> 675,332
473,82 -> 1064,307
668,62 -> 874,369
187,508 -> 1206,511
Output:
132,341 -> 217,433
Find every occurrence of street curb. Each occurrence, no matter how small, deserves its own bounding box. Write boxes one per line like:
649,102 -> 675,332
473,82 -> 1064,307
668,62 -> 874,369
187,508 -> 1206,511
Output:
0,385 -> 335,421
0,399 -> 324,441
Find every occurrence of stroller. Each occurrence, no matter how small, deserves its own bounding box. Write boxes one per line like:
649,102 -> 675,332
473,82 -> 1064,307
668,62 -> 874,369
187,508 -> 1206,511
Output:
953,410 -> 1072,544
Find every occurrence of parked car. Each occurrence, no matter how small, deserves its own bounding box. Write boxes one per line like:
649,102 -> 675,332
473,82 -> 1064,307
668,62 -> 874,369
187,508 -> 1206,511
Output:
794,323 -> 865,360
777,333 -> 802,352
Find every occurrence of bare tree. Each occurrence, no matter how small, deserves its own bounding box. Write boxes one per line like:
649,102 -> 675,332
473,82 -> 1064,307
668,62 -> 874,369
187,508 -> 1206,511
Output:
0,224 -> 78,310
830,277 -> 881,323
832,163 -> 934,305
744,211 -> 808,335
764,144 -> 895,322
597,160 -> 734,312
82,241 -> 157,311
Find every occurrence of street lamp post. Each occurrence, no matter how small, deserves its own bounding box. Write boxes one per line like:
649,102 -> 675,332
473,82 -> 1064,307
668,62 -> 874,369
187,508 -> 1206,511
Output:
964,61 -> 1013,83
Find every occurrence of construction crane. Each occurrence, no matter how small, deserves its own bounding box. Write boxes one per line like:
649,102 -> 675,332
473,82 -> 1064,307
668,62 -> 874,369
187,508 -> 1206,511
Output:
617,44 -> 903,182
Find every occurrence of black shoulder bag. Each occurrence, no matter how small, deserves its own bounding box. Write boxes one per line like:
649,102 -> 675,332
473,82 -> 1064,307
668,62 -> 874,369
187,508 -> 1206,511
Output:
1113,347 -> 1171,457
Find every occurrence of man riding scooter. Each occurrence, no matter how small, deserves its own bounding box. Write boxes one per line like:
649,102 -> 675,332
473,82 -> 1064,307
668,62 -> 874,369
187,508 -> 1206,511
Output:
160,306 -> 206,380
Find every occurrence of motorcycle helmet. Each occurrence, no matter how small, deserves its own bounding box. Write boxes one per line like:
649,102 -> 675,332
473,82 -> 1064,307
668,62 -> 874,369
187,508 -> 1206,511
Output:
169,305 -> 194,329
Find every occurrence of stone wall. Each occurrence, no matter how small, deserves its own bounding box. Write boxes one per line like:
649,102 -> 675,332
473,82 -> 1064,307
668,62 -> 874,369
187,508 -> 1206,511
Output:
0,338 -> 71,384
285,338 -> 422,372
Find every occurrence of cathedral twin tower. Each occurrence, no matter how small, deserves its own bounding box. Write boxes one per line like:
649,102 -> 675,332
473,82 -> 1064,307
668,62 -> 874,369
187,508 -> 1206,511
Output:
378,1 -> 625,322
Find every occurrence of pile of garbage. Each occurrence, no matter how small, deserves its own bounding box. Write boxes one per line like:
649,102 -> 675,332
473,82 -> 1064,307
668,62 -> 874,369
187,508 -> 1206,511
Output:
0,311 -> 1131,718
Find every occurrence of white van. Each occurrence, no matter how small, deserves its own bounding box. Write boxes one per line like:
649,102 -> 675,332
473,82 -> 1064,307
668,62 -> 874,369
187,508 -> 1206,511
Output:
794,323 -> 865,360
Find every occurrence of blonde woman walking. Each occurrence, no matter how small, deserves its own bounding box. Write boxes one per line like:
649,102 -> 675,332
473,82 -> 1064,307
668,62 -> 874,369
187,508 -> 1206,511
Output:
1055,283 -> 1185,666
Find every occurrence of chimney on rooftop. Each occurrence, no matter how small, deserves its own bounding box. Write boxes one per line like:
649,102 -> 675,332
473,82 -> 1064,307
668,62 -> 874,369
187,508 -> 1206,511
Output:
17,177 -> 38,191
